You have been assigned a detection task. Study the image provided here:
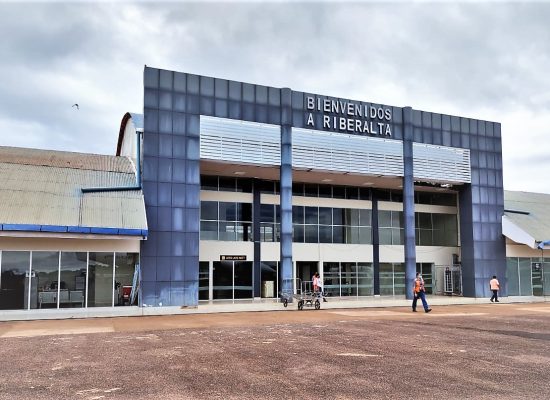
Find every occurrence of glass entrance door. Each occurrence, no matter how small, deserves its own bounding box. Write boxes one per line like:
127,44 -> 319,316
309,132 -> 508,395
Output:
296,261 -> 318,286
544,261 -> 550,296
0,251 -> 31,310
212,261 -> 253,300
416,263 -> 434,294
532,262 -> 543,296
199,262 -> 209,300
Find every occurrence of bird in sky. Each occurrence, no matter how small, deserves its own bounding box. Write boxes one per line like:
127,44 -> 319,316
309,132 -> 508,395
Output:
72,103 -> 79,110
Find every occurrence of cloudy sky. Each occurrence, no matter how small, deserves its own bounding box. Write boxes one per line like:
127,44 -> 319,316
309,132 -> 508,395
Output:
0,1 -> 549,193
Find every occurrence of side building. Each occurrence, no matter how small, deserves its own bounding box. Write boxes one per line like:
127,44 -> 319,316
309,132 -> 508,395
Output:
503,191 -> 550,296
0,146 -> 147,313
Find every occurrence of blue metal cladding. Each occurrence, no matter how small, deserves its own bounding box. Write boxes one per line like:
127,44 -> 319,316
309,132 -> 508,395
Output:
411,112 -> 506,297
280,88 -> 293,298
142,67 -> 200,307
402,107 -> 417,300
142,67 -> 506,303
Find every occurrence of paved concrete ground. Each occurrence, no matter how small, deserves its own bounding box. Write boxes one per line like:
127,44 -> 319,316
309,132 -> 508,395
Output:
1,302 -> 550,399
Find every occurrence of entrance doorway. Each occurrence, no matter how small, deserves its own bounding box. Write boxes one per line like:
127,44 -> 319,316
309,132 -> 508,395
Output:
212,261 -> 253,300
532,262 -> 543,296
296,261 -> 318,287
416,263 -> 434,294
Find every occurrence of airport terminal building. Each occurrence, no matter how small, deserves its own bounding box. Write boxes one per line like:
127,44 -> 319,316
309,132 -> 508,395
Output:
0,66 -> 548,316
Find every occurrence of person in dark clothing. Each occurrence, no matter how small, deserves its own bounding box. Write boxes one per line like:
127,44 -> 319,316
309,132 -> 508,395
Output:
490,275 -> 500,302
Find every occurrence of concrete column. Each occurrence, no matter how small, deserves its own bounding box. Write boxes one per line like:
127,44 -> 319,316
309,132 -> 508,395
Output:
371,190 -> 380,295
280,88 -> 293,298
253,180 -> 261,297
402,107 -> 417,300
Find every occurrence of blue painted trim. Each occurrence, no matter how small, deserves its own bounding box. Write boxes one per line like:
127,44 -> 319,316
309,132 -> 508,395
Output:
2,224 -> 41,231
40,225 -> 68,233
90,227 -> 119,235
118,228 -> 144,236
0,223 -> 146,236
68,226 -> 91,234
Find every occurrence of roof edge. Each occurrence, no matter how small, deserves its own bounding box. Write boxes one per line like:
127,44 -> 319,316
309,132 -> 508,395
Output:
117,112 -> 133,156
502,215 -> 536,249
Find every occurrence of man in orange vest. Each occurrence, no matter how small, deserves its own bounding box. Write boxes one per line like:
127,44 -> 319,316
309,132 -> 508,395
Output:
412,272 -> 432,313
490,275 -> 500,302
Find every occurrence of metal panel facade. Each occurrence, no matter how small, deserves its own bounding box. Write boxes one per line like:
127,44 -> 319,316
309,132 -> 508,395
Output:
142,67 -> 506,305
200,117 -> 471,184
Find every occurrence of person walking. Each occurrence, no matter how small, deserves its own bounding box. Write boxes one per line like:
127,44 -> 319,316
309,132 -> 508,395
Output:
315,272 -> 327,302
490,275 -> 500,302
312,272 -> 319,293
412,272 -> 432,313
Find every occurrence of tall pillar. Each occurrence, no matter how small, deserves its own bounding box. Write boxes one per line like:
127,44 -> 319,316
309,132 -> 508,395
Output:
402,107 -> 417,300
372,190 -> 380,295
253,180 -> 261,297
280,88 -> 293,298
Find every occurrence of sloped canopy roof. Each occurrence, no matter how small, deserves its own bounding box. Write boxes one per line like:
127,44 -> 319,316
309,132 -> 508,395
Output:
503,190 -> 550,249
0,146 -> 147,237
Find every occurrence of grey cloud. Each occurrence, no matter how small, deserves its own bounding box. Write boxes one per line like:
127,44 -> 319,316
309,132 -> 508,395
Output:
0,2 -> 549,192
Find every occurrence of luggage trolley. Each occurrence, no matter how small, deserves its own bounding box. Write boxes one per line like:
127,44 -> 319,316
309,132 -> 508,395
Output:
280,278 -> 323,310
279,278 -> 296,308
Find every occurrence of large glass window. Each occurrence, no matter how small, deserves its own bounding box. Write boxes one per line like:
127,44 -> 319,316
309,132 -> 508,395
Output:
88,252 -> 114,307
200,201 -> 218,240
212,261 -> 253,300
200,201 -> 253,241
59,252 -> 87,308
199,262 -> 209,300
379,263 -> 405,296
32,251 -> 60,309
341,263 -> 357,296
234,261 -> 253,299
321,262 -> 374,297
416,263 -> 433,294
291,207 -> 371,244
379,263 -> 394,296
200,175 -> 219,191
323,262 -> 340,297
357,263 -> 374,296
507,257 -> 535,296
414,212 -> 458,246
393,263 -> 406,295
532,261 -> 543,296
506,258 -> 520,296
415,191 -> 457,206
260,262 -> 279,298
0,251 -> 30,310
519,258 -> 532,296
543,261 -> 550,296
213,261 -> 232,299
1,251 -> 139,310
115,253 -> 139,306
379,211 -> 403,245
260,204 -> 280,242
